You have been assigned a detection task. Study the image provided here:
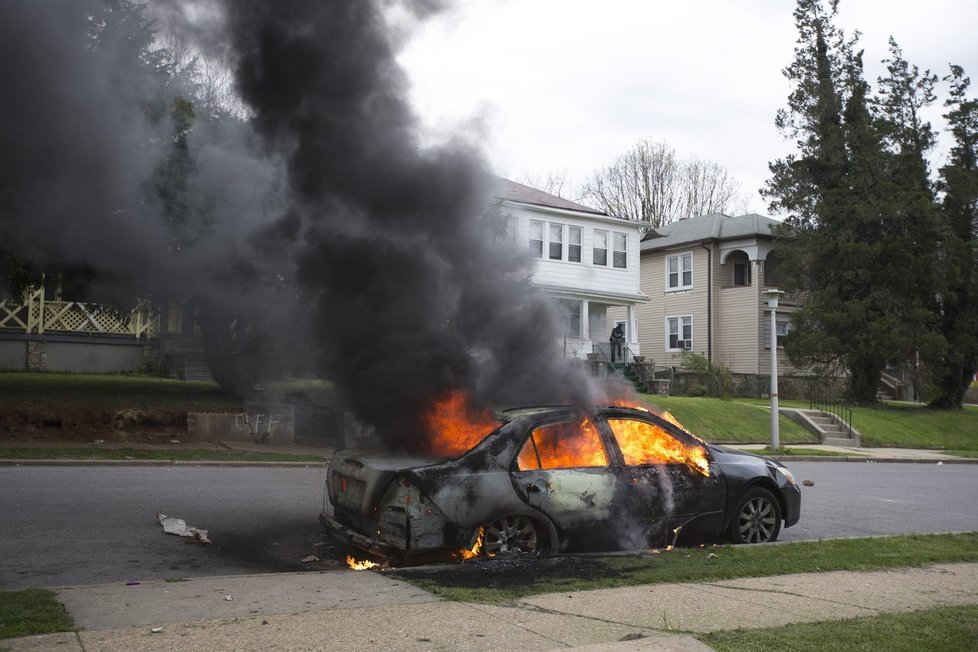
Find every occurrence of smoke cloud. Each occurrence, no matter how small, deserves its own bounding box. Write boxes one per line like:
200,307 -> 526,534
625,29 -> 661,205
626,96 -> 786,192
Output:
0,0 -> 617,452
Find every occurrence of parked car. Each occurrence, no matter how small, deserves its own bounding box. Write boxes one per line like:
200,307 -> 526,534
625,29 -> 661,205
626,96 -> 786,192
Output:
321,405 -> 800,559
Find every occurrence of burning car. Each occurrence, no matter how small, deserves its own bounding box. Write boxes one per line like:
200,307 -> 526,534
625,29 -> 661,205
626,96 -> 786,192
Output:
321,404 -> 800,559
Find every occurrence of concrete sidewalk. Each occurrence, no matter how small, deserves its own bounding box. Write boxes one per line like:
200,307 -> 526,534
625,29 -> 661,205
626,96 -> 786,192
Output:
6,562 -> 977,651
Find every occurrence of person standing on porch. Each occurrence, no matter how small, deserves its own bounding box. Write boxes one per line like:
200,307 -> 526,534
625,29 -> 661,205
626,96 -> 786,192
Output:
610,323 -> 624,363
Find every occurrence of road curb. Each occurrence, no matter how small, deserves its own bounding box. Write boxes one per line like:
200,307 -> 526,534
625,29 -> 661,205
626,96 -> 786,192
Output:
766,456 -> 978,464
0,459 -> 327,468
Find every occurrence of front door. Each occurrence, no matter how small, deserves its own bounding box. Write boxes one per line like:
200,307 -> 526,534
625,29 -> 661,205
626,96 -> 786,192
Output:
510,416 -> 618,552
602,415 -> 724,547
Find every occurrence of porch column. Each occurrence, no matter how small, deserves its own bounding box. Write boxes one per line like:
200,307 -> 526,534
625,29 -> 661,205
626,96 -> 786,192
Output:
627,305 -> 637,345
581,300 -> 590,341
753,259 -> 763,374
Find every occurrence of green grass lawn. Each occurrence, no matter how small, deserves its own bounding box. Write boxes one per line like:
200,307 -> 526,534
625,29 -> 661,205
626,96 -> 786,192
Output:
639,394 -> 818,444
700,604 -> 978,651
0,371 -> 242,412
0,589 -> 73,640
653,394 -> 978,451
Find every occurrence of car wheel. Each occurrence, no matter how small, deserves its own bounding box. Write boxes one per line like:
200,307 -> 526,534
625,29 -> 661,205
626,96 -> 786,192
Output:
729,486 -> 782,544
483,515 -> 539,554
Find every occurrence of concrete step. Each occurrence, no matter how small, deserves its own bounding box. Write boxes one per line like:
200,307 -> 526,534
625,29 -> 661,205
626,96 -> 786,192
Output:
823,436 -> 858,447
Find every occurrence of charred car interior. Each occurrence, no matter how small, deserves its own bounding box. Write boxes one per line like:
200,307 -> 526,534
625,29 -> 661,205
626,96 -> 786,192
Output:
321,405 -> 801,562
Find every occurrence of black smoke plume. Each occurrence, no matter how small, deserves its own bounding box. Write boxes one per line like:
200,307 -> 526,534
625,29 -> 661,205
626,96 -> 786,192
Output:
0,0 -> 614,452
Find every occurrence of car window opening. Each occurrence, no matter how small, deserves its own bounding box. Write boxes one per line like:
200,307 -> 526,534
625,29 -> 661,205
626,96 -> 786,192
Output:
607,418 -> 710,476
516,417 -> 608,470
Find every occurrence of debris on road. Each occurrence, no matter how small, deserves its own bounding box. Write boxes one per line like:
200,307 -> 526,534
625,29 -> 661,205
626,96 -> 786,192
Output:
300,555 -> 320,563
156,512 -> 212,545
151,627 -> 164,634
802,479 -> 815,486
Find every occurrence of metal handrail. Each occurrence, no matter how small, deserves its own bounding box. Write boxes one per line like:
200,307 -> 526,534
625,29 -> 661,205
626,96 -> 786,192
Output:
590,344 -> 617,371
809,387 -> 853,438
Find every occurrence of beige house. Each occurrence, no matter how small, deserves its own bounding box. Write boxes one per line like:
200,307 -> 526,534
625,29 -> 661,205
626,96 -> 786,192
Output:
612,212 -> 801,377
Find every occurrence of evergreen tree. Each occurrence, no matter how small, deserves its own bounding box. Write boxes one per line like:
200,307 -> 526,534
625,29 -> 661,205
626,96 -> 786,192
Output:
930,66 -> 978,408
765,1 -> 938,404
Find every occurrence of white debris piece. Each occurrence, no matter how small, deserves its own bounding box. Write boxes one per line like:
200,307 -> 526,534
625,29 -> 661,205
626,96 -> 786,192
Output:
156,512 -> 212,545
300,555 -> 320,563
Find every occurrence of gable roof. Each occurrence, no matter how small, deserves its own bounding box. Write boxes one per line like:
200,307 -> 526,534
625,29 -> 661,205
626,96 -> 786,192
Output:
640,212 -> 780,251
493,177 -> 607,216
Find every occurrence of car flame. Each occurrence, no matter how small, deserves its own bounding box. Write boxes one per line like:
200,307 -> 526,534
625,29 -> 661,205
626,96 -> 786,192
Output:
423,390 -> 502,457
455,526 -> 492,560
606,418 -> 710,476
346,555 -> 379,570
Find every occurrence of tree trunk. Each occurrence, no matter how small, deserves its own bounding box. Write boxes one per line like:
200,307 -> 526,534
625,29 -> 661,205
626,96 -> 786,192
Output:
846,357 -> 884,405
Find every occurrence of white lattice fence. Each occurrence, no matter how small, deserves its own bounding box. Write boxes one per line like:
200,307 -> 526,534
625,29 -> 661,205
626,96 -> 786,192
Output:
0,290 -> 158,338
0,299 -> 30,330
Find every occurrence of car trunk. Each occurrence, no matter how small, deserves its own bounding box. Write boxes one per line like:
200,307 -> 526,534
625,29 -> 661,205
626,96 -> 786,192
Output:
328,449 -> 445,529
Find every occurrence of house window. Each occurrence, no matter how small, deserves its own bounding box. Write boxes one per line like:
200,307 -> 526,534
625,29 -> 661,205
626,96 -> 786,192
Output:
568,226 -> 582,263
733,260 -> 751,286
666,315 -> 693,351
549,223 -> 564,260
776,318 -> 790,347
529,220 -> 544,258
765,252 -> 781,286
667,253 -> 693,291
593,229 -> 608,266
613,232 -> 627,268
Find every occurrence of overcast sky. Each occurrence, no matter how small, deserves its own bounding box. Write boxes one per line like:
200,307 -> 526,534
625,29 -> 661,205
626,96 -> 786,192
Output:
398,0 -> 978,214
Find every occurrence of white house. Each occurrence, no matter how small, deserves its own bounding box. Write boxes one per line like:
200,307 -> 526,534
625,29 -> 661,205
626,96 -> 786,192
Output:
494,178 -> 648,359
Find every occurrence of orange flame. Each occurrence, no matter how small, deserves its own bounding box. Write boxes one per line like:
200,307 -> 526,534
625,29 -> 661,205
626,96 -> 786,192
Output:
458,526 -> 487,560
516,416 -> 608,470
607,418 -> 710,476
424,390 -> 502,457
346,555 -> 379,570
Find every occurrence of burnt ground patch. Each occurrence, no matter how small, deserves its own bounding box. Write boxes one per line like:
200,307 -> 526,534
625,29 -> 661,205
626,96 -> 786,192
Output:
387,554 -> 635,591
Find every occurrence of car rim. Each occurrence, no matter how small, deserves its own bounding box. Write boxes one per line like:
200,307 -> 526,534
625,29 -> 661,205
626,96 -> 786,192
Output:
738,496 -> 777,543
483,515 -> 538,554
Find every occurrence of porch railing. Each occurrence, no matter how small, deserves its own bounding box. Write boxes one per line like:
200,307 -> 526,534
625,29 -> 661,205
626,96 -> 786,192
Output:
0,288 -> 158,339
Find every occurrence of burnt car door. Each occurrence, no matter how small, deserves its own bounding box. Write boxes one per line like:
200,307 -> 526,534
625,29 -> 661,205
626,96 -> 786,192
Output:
600,414 -> 725,547
509,415 -> 619,552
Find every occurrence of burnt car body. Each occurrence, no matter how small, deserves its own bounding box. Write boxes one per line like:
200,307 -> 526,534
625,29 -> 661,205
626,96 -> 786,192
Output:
321,406 -> 800,558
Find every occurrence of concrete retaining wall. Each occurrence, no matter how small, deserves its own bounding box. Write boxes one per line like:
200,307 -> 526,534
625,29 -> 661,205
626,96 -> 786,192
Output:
188,403 -> 352,448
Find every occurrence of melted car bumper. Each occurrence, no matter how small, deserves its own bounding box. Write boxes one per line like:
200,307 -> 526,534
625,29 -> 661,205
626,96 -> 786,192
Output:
320,512 -> 404,559
782,485 -> 802,528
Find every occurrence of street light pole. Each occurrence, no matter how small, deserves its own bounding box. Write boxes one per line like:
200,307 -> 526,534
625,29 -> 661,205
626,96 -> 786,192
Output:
763,289 -> 785,451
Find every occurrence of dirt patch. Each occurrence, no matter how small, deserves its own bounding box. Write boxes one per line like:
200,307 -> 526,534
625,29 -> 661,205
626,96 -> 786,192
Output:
0,407 -> 186,444
388,555 -> 631,590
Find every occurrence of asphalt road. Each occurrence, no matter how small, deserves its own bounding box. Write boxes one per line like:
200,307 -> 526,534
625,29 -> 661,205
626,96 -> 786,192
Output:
1,461 -> 976,590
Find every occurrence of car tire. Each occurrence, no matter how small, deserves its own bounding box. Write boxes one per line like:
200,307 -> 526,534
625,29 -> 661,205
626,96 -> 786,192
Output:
482,515 -> 540,554
729,486 -> 782,544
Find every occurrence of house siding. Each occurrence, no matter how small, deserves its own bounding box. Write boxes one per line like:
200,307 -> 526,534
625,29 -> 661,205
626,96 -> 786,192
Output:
610,247 -> 711,369
718,285 -> 760,374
